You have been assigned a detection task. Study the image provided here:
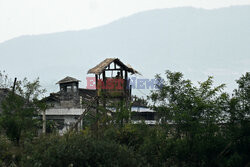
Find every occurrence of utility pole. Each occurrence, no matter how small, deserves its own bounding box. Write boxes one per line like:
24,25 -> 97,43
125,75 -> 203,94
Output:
42,109 -> 46,134
12,77 -> 17,93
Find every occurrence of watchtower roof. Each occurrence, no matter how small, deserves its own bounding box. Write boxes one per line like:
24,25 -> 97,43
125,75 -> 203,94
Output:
87,58 -> 140,75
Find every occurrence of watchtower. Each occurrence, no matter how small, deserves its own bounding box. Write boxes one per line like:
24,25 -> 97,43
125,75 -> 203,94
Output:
57,76 -> 81,108
87,58 -> 139,107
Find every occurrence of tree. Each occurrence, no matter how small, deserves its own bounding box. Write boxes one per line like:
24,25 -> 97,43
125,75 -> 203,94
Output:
21,133 -> 144,167
132,95 -> 148,107
149,70 -> 228,166
220,72 -> 250,166
0,70 -> 12,89
233,72 -> 250,119
0,77 -> 45,145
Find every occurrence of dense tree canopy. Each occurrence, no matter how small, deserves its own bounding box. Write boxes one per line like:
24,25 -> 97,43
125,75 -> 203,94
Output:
0,70 -> 249,167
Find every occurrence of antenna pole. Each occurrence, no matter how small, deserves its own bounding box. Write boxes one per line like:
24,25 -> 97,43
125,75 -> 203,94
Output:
12,77 -> 17,93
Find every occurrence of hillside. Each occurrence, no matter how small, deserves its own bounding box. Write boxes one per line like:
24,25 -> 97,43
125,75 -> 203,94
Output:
0,6 -> 249,94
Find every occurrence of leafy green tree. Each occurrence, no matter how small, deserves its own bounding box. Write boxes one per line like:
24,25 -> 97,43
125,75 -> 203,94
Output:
21,133 -> 144,167
132,95 -> 148,107
219,72 -> 250,166
150,70 -> 229,166
0,134 -> 13,166
111,100 -> 131,127
0,77 -> 45,145
234,72 -> 250,119
0,70 -> 12,88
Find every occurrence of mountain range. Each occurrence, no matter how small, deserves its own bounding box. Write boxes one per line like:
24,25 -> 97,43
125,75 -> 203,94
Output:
0,5 -> 249,96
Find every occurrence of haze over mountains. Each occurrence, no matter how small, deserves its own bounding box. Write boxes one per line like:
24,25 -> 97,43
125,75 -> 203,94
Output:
0,6 -> 249,96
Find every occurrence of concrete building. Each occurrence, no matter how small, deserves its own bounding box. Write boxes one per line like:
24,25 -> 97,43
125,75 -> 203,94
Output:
42,76 -> 96,134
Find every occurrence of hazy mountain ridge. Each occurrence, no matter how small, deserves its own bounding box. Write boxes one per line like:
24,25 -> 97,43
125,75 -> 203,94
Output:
0,6 -> 250,94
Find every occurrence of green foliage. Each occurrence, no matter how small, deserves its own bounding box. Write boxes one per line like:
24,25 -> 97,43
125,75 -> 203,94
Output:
15,77 -> 46,102
0,93 -> 36,144
220,72 -> 250,166
148,70 -> 249,166
132,95 -> 148,107
0,135 -> 13,166
92,99 -> 132,130
0,77 -> 46,145
21,133 -> 144,167
0,70 -> 249,167
233,72 -> 250,119
111,100 -> 131,127
0,70 -> 12,88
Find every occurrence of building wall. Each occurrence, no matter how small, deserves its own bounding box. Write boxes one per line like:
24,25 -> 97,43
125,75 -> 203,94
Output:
43,108 -> 85,135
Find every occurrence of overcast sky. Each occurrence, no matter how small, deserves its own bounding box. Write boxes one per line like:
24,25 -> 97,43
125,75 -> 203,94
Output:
1,0 -> 250,43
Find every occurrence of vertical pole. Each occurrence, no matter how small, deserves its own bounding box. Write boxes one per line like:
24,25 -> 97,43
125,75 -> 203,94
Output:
12,77 -> 17,93
124,71 -> 128,106
103,71 -> 106,108
95,74 -> 99,135
125,71 -> 128,93
95,74 -> 98,96
42,110 -> 46,134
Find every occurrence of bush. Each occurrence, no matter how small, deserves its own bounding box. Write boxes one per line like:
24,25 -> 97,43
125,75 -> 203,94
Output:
0,135 -> 12,166
21,133 -> 145,167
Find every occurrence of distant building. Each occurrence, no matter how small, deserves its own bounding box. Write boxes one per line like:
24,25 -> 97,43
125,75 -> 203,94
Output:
130,95 -> 157,125
131,106 -> 157,125
42,76 -> 96,134
42,58 -> 157,134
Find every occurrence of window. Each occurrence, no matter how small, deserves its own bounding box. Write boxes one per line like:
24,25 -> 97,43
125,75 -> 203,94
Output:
73,85 -> 77,92
67,86 -> 72,92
